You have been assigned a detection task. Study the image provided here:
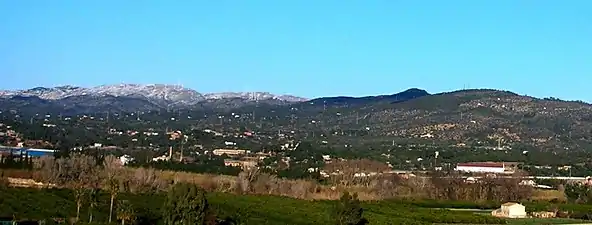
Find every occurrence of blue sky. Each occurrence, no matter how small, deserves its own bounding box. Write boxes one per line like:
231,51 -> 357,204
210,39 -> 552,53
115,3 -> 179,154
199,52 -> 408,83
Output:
0,1 -> 590,101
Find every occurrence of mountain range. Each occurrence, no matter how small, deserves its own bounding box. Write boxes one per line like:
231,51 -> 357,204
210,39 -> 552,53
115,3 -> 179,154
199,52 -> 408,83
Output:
0,84 -> 312,113
0,84 -> 431,113
0,84 -> 307,103
4,83 -> 592,151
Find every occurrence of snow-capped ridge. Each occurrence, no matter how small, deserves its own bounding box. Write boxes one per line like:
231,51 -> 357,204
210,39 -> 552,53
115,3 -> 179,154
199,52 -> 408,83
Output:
0,84 -> 308,106
203,92 -> 307,102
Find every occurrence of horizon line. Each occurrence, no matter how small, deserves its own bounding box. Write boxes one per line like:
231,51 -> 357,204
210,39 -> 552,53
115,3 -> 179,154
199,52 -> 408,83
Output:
1,83 -> 590,104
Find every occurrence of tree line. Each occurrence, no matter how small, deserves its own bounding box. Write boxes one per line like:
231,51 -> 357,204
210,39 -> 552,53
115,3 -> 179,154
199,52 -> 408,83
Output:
23,152 -> 372,225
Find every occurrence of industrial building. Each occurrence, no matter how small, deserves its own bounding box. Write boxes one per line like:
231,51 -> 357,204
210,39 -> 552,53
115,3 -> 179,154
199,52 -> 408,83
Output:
0,145 -> 57,157
455,162 -> 507,174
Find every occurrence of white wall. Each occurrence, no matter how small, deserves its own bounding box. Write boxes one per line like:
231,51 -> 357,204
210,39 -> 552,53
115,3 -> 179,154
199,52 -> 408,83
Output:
507,205 -> 526,218
455,166 -> 505,173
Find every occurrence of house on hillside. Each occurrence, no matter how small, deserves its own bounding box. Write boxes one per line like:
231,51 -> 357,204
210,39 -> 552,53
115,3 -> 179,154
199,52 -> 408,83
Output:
491,202 -> 527,218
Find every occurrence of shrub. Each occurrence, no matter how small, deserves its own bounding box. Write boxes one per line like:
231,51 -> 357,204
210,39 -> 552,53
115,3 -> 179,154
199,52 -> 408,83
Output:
117,200 -> 136,225
332,192 -> 368,225
0,176 -> 9,188
162,182 -> 209,225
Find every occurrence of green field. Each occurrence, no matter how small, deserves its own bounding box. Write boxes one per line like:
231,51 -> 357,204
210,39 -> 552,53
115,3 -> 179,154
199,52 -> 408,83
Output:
0,187 -> 590,225
507,218 -> 589,225
436,218 -> 589,225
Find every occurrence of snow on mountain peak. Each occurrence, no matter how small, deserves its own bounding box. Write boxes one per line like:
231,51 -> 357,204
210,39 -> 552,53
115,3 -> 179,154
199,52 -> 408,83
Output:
0,84 -> 308,105
202,92 -> 307,102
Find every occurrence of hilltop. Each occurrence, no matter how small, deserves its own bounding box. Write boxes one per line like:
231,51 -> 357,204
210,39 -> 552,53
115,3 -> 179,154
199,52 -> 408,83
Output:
295,89 -> 592,150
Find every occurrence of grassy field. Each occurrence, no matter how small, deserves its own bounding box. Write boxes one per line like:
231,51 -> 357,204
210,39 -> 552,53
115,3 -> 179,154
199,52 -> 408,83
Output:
0,187 -> 504,225
506,218 -> 589,225
1,187 -> 590,225
436,218 -> 589,225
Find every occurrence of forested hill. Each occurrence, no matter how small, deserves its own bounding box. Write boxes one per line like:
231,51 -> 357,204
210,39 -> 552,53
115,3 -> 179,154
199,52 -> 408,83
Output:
263,88 -> 591,151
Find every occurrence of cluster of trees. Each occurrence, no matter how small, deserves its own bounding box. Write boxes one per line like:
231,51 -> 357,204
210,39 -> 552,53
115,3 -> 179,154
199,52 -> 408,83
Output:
323,159 -> 391,186
129,156 -> 242,176
6,152 -> 370,225
564,183 -> 592,204
0,151 -> 34,170
34,153 -> 126,222
429,174 -> 533,202
30,152 -> 290,224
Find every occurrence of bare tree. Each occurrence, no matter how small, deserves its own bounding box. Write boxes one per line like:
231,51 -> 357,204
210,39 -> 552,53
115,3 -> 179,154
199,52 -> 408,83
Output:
34,154 -> 101,219
33,156 -> 59,188
236,169 -> 261,194
370,174 -> 404,198
88,188 -> 100,223
103,155 -> 124,223
66,153 -> 100,220
129,167 -> 169,193
324,159 -> 390,186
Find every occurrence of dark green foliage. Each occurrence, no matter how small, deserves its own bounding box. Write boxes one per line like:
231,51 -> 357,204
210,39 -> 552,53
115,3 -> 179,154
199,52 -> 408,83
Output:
87,189 -> 100,223
0,176 -> 8,189
332,192 -> 366,225
564,183 -> 592,203
117,200 -> 136,225
384,199 -> 500,210
0,187 -> 509,225
162,183 -> 209,225
0,151 -> 33,170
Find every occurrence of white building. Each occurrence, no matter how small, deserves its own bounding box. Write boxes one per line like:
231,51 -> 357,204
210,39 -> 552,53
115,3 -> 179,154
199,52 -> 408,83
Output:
212,149 -> 247,156
492,202 -> 527,218
119,155 -> 134,165
152,155 -> 170,162
455,162 -> 505,173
